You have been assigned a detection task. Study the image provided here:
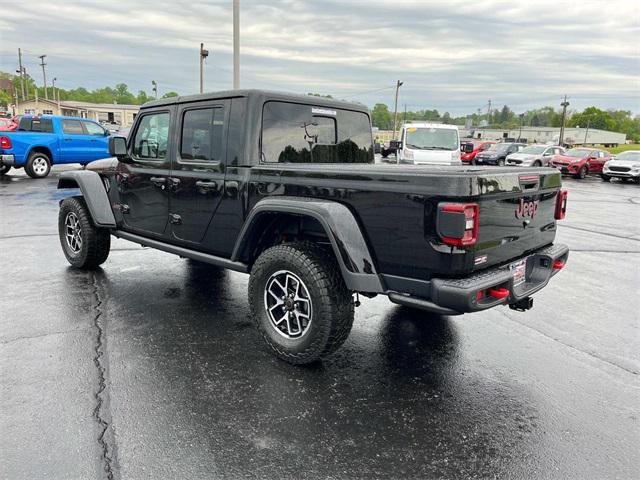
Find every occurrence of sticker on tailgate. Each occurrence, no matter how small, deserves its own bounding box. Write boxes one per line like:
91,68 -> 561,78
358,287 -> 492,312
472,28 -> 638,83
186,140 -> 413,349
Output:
510,259 -> 527,287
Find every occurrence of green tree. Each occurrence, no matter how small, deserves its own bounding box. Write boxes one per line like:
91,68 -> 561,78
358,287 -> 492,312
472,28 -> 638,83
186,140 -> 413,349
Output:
371,103 -> 392,130
162,92 -> 179,98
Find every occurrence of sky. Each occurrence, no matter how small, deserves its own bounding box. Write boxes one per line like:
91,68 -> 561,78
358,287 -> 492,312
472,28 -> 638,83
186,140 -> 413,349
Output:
0,0 -> 638,115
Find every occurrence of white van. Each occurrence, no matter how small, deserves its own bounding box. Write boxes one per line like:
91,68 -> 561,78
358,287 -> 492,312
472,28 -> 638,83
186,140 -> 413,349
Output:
396,123 -> 461,165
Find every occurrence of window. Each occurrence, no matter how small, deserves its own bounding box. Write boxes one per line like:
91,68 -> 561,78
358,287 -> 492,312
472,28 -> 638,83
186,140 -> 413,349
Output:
62,120 -> 85,135
84,121 -> 106,136
180,107 -> 225,162
24,109 -> 36,115
261,101 -> 372,164
42,109 -> 54,115
18,117 -> 53,133
132,112 -> 170,160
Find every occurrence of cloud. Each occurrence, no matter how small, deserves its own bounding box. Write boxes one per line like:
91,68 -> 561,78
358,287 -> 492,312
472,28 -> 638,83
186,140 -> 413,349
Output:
0,0 -> 638,114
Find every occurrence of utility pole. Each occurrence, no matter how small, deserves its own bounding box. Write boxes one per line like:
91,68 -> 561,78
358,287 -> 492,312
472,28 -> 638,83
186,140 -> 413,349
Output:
403,103 -> 407,124
486,99 -> 492,124
583,115 -> 591,145
392,80 -> 403,139
233,0 -> 240,89
559,95 -> 569,146
38,55 -> 48,100
518,113 -> 524,141
17,48 -> 25,101
152,80 -> 158,99
199,43 -> 209,94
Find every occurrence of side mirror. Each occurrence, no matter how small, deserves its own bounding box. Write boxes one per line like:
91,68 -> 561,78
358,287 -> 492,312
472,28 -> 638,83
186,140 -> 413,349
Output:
109,136 -> 128,159
103,129 -> 111,137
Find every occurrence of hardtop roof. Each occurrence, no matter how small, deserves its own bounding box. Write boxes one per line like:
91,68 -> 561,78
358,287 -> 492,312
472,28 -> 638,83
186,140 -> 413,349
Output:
142,89 -> 370,113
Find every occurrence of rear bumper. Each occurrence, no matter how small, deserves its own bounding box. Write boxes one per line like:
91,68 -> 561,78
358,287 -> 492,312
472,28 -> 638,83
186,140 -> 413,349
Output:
1,154 -> 15,166
388,243 -> 569,314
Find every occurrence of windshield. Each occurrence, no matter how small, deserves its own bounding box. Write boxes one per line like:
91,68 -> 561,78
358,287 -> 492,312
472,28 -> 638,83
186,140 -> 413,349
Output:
616,151 -> 640,161
564,148 -> 591,158
405,127 -> 458,151
487,143 -> 511,153
520,146 -> 546,155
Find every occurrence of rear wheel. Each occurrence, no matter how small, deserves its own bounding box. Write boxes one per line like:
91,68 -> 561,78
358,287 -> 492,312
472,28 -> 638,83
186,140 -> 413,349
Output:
248,242 -> 354,364
58,196 -> 111,269
0,165 -> 10,176
25,152 -> 51,178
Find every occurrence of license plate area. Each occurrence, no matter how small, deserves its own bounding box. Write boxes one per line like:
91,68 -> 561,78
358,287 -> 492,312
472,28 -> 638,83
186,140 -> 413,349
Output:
510,258 -> 527,287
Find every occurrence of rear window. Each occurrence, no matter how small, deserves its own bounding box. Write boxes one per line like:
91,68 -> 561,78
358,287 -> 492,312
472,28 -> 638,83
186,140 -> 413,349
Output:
261,101 -> 373,164
18,117 -> 53,133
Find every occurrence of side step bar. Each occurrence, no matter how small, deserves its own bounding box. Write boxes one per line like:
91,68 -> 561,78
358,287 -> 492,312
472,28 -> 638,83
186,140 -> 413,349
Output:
388,293 -> 461,316
112,230 -> 249,273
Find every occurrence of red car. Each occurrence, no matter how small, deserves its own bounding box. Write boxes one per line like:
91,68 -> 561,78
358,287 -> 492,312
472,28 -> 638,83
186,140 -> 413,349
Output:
460,140 -> 496,164
0,117 -> 18,132
548,148 -> 611,179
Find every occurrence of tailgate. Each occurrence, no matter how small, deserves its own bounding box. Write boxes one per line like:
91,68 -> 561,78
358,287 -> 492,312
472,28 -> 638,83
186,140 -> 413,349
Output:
471,170 -> 561,271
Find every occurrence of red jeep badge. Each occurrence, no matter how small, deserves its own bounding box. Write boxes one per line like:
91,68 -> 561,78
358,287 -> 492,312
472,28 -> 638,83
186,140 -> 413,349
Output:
515,198 -> 539,219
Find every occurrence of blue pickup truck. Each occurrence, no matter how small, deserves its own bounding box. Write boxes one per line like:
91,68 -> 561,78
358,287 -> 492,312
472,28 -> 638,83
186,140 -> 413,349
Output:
0,115 -> 111,178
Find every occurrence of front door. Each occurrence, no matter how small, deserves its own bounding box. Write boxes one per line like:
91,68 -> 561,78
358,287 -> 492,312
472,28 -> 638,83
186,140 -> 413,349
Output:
118,110 -> 172,236
60,119 -> 90,163
168,102 -> 228,245
81,120 -> 110,161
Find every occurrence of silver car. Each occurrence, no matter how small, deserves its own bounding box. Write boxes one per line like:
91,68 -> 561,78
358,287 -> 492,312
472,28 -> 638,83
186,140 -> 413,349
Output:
601,150 -> 640,183
506,145 -> 564,167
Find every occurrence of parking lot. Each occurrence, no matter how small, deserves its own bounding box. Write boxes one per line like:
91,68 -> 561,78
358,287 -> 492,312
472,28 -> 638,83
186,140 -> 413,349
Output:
0,167 -> 638,479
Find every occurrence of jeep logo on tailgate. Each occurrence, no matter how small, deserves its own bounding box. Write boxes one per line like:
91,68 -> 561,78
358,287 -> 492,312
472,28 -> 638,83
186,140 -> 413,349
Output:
515,198 -> 539,219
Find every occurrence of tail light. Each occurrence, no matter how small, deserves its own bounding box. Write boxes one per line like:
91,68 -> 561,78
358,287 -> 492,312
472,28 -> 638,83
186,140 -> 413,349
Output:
555,190 -> 568,220
437,203 -> 479,247
0,136 -> 11,149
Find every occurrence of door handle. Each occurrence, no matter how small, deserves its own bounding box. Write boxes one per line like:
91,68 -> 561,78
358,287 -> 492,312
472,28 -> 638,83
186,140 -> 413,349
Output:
225,180 -> 239,197
150,177 -> 166,189
64,137 -> 73,141
195,180 -> 217,188
167,177 -> 181,191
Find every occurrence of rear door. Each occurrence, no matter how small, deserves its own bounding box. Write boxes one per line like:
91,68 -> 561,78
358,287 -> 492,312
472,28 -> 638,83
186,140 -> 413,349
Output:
168,101 -> 228,245
589,150 -> 607,172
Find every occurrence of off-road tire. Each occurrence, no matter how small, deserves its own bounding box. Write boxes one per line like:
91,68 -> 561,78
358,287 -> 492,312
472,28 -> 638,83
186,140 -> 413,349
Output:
25,151 -> 51,178
248,241 -> 355,365
58,196 -> 110,269
0,164 -> 10,176
576,166 -> 588,179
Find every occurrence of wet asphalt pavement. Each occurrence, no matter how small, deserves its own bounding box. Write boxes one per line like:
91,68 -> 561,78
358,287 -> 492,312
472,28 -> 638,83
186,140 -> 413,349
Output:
1,165 -> 638,480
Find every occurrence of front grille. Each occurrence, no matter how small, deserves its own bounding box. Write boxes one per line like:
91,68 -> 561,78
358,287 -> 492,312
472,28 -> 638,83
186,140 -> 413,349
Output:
509,159 -> 522,164
609,166 -> 630,173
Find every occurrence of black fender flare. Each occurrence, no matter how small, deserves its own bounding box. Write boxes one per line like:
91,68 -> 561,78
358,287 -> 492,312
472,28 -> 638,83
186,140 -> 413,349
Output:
57,170 -> 116,228
232,196 -> 384,293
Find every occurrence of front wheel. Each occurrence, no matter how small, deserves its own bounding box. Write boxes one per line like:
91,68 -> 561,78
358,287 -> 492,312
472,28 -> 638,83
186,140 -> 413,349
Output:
25,152 -> 51,178
533,160 -> 542,167
58,196 -> 111,269
497,158 -> 505,166
248,242 -> 355,364
575,166 -> 588,179
601,174 -> 611,182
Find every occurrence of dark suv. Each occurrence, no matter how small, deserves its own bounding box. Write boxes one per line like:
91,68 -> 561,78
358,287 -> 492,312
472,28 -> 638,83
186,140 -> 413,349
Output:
56,90 -> 569,364
474,142 -> 526,166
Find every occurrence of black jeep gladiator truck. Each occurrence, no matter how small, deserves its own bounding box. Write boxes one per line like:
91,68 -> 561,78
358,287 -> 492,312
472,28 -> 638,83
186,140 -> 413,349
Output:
56,90 -> 569,364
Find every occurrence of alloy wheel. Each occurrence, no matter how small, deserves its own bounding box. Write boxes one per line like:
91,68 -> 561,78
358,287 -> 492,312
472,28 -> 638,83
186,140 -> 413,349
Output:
264,270 -> 313,339
64,212 -> 82,254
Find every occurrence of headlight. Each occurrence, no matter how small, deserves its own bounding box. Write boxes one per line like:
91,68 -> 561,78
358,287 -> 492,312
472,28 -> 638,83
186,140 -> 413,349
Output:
632,163 -> 640,169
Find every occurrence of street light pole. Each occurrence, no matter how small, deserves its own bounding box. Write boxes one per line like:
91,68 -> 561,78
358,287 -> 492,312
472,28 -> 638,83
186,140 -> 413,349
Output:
200,43 -> 209,94
392,80 -> 403,140
559,95 -> 569,146
152,80 -> 158,99
583,115 -> 591,145
233,0 -> 240,89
